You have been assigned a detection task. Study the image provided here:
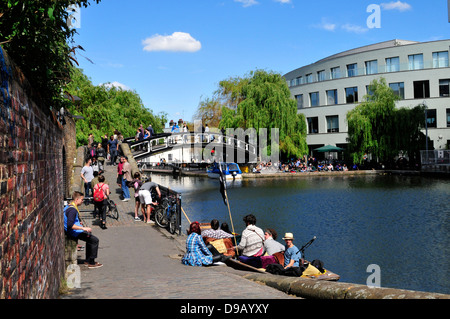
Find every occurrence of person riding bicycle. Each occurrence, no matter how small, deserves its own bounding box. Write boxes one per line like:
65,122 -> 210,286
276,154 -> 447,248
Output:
138,177 -> 161,224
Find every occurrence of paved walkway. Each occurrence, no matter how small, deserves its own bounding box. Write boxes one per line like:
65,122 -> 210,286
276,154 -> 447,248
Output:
61,161 -> 298,300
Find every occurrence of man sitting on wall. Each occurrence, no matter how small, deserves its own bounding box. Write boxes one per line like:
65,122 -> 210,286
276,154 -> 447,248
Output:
64,191 -> 103,269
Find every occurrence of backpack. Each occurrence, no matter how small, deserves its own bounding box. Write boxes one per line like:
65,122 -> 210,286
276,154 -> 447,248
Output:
93,183 -> 105,202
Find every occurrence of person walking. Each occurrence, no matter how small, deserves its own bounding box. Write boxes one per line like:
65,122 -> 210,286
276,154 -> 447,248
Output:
64,191 -> 103,269
96,143 -> 106,171
121,156 -> 132,201
93,175 -> 110,229
81,158 -> 94,198
108,135 -> 118,165
132,172 -> 144,221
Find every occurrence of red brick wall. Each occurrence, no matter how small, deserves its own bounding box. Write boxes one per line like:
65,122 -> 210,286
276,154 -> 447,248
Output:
0,47 -> 66,298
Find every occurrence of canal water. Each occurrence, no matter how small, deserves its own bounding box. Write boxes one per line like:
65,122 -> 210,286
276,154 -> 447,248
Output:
150,173 -> 450,295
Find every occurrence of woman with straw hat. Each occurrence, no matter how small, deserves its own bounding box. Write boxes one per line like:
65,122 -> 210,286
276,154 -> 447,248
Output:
282,232 -> 301,269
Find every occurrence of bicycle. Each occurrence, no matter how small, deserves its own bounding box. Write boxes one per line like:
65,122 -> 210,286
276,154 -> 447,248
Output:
154,195 -> 178,234
82,197 -> 119,221
105,197 -> 119,220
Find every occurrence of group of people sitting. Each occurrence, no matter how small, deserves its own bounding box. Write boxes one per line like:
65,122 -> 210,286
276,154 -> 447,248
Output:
181,214 -> 305,275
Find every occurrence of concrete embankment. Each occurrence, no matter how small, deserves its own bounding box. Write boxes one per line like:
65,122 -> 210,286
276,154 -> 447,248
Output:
241,272 -> 450,299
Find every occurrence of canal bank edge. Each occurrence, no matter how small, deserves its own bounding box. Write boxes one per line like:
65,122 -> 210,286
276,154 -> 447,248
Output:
242,273 -> 450,299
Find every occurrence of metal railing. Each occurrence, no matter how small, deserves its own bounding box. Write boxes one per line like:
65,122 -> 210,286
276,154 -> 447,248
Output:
127,132 -> 257,162
421,150 -> 450,165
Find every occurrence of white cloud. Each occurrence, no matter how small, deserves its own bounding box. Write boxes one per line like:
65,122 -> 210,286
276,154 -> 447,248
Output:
234,0 -> 259,7
341,24 -> 369,34
274,0 -> 292,4
381,1 -> 412,12
142,32 -> 201,53
101,81 -> 131,91
313,18 -> 337,32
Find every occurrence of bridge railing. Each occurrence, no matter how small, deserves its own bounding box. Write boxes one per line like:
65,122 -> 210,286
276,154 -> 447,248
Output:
127,132 -> 257,160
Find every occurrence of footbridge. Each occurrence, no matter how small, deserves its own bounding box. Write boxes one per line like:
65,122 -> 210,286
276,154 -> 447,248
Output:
124,132 -> 258,169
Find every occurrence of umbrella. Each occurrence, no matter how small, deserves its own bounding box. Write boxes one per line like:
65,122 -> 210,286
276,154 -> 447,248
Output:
314,145 -> 344,152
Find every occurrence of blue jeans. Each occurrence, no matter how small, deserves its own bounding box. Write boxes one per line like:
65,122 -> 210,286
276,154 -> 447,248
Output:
84,182 -> 92,198
122,178 -> 130,199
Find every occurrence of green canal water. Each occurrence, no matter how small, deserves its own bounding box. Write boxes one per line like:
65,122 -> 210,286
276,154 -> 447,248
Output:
150,173 -> 450,295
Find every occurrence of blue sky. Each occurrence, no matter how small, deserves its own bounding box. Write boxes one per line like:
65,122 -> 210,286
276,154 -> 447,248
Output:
72,0 -> 449,126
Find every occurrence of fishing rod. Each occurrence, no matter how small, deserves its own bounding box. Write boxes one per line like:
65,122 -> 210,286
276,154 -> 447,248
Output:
298,236 -> 317,260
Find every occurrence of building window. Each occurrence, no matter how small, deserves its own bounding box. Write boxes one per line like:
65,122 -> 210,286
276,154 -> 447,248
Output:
433,51 -> 449,68
317,70 -> 325,82
310,92 -> 319,107
295,94 -> 304,109
296,76 -> 303,86
413,80 -> 430,99
307,117 -> 319,134
389,82 -> 405,99
326,89 -> 338,105
365,60 -> 378,75
409,54 -> 424,70
447,109 -> 450,127
426,109 -> 437,128
440,79 -> 450,97
326,115 -> 339,133
385,57 -> 400,72
305,73 -> 313,83
345,87 -> 358,103
331,67 -> 341,79
347,63 -> 358,77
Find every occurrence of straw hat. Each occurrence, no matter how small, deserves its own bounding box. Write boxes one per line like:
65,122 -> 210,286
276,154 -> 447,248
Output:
282,232 -> 294,240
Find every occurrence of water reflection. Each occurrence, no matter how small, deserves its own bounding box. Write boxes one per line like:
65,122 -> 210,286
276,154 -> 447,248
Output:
150,173 -> 450,295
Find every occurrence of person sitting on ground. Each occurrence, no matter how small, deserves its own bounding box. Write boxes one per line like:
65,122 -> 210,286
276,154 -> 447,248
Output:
283,232 -> 301,269
237,214 -> 265,257
64,191 -> 103,268
201,219 -> 234,239
263,228 -> 285,256
182,222 -> 214,267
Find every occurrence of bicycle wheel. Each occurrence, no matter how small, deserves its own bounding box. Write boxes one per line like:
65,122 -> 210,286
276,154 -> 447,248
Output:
155,206 -> 169,228
168,214 -> 177,234
107,200 -> 119,220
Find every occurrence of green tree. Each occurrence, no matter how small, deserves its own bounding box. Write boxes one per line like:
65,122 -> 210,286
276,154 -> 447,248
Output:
347,78 -> 426,166
66,68 -> 167,146
216,69 -> 308,159
0,0 -> 101,111
193,97 -> 223,128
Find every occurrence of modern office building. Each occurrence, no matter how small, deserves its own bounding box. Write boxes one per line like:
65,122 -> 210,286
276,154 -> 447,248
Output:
284,39 -> 450,158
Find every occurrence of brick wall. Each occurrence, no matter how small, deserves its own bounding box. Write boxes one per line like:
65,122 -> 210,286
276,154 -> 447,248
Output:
0,47 -> 66,298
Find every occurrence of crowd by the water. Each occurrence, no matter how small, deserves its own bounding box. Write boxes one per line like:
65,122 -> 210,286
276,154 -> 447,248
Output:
253,156 -> 360,174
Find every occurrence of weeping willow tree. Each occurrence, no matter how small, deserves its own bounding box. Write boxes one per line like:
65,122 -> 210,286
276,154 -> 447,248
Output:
347,78 -> 426,165
216,69 -> 308,159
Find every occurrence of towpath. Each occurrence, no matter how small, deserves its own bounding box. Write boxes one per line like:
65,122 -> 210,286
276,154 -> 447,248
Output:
61,160 -> 298,300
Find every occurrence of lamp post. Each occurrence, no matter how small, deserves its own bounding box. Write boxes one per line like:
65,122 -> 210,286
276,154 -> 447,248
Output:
423,101 -> 429,164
